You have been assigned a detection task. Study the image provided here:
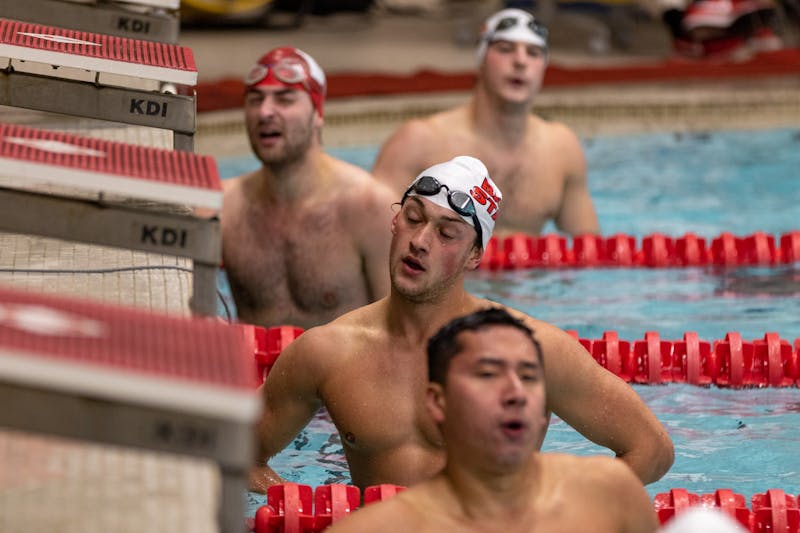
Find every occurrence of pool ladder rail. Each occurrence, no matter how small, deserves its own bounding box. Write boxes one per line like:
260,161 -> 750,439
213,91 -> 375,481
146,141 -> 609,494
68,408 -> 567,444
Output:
251,483 -> 800,533
254,326 -> 800,389
480,231 -> 800,270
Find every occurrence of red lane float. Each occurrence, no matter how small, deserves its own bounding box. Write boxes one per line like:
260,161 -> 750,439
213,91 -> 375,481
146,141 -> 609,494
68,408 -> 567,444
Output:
655,487 -> 800,532
248,325 -> 304,381
479,231 -> 800,270
581,331 -> 799,388
254,484 -> 799,532
253,327 -> 800,387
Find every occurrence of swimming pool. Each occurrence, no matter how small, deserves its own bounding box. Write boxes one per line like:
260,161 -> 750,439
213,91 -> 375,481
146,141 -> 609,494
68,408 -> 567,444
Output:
218,127 -> 800,514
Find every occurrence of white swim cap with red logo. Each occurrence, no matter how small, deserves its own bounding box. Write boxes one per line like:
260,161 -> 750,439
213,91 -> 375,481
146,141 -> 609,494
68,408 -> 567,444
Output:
406,156 -> 502,250
244,47 -> 327,117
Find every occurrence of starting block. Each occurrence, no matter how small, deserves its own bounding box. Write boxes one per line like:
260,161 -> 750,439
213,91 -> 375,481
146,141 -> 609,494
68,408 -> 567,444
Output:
0,18 -> 197,150
0,0 -> 180,43
0,122 -> 222,315
0,284 -> 262,533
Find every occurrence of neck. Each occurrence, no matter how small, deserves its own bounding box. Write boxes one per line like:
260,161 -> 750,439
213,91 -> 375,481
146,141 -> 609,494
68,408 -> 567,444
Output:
442,454 -> 542,521
470,85 -> 531,144
253,147 -> 327,203
386,284 -> 477,347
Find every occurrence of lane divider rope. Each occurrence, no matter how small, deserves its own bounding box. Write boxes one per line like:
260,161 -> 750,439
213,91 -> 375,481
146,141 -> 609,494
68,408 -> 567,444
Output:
478,230 -> 800,270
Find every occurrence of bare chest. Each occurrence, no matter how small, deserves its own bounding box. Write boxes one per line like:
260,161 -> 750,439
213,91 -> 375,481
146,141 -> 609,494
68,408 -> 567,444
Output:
222,202 -> 368,325
319,348 -> 444,483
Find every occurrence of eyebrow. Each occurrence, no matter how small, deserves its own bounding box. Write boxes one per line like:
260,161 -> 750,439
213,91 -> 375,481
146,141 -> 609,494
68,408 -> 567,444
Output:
405,197 -> 470,225
475,357 -> 541,370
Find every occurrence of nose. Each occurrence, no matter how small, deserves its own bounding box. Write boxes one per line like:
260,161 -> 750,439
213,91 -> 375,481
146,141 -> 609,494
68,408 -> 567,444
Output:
511,44 -> 529,66
502,373 -> 528,407
409,222 -> 434,253
257,95 -> 278,118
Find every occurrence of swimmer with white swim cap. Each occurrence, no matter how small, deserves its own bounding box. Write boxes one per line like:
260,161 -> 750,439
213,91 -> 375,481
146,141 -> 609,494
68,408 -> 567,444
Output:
401,155 -> 502,251
251,149 -> 671,497
373,7 -> 601,239
476,7 -> 549,64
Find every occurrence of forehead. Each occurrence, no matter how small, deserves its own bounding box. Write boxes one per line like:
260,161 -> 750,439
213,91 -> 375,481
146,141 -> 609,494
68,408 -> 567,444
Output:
454,325 -> 541,365
488,39 -> 545,52
246,84 -> 305,97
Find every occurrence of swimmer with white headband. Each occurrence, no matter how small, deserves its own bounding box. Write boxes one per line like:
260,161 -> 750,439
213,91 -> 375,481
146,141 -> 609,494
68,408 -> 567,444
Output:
476,8 -> 549,64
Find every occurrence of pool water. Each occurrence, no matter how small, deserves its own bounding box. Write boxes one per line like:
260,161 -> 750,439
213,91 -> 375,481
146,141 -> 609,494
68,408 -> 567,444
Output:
220,127 -> 800,514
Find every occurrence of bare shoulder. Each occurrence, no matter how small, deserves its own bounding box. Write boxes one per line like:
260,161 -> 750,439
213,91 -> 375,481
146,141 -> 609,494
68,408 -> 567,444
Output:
327,492 -> 423,533
324,157 -> 396,227
531,115 -> 582,147
372,108 -> 465,189
549,453 -> 642,492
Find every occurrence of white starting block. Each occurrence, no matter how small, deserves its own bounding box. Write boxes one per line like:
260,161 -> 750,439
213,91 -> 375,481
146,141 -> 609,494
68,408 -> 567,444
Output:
0,0 -> 181,43
0,18 -> 197,151
0,284 -> 261,533
0,122 -> 223,316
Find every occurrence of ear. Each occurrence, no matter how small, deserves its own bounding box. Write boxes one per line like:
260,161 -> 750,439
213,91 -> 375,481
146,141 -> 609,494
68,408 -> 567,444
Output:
426,382 -> 446,424
464,244 -> 483,271
390,212 -> 399,235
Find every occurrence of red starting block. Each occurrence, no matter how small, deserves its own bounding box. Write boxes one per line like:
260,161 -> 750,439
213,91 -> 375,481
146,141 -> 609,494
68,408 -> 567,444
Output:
0,18 -> 196,86
0,122 -> 221,210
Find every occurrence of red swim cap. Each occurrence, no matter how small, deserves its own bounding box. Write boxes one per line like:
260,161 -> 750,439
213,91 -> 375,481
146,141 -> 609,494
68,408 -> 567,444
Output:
244,47 -> 327,117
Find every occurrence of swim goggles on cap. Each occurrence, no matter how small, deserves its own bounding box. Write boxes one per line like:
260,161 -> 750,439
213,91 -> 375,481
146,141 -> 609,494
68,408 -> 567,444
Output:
245,57 -> 310,90
491,15 -> 549,42
402,175 -> 483,248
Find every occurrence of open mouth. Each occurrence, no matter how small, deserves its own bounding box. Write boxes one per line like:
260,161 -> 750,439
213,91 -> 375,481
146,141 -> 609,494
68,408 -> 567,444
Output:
501,420 -> 526,438
402,256 -> 425,273
258,129 -> 282,140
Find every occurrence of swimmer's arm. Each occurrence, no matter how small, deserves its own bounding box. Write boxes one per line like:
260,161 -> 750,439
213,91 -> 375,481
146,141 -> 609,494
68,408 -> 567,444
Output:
251,333 -> 325,493
553,127 -> 600,236
542,326 -> 674,484
372,120 -> 434,195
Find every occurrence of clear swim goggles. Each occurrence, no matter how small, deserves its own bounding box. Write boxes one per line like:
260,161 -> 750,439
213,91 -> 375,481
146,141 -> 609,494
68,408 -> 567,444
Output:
244,57 -> 310,89
491,15 -> 549,42
402,175 -> 483,248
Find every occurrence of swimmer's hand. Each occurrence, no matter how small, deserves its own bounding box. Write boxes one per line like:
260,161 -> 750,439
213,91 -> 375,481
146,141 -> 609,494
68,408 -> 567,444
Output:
248,465 -> 286,494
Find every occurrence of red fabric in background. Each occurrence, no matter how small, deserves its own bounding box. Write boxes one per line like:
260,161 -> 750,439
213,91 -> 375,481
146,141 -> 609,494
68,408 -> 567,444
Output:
196,48 -> 800,112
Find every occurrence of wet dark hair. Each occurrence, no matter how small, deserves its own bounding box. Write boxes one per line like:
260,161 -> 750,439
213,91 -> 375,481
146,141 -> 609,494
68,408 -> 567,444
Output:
427,307 -> 543,385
